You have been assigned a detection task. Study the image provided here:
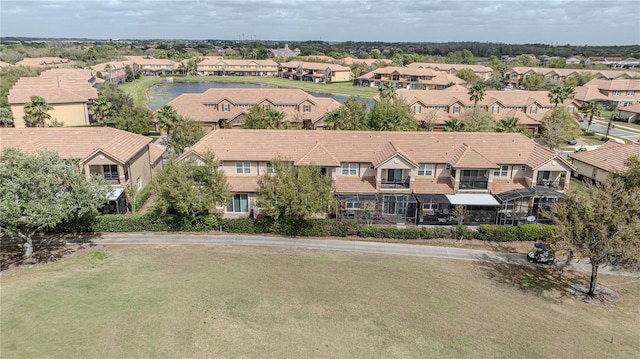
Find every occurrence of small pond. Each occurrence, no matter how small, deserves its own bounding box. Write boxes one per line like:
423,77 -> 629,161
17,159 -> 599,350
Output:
146,80 -> 373,110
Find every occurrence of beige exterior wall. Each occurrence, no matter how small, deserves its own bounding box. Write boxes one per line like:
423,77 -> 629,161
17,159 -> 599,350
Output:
331,71 -> 352,82
572,160 -> 610,183
126,148 -> 154,192
11,102 -> 89,128
82,147 -> 154,191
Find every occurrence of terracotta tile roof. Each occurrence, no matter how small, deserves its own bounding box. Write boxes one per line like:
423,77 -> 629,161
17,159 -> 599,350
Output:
198,58 -> 278,67
491,178 -> 528,194
397,89 -> 577,109
413,178 -> 455,194
295,142 -> 341,166
450,143 -> 499,169
569,142 -> 640,173
15,57 -> 75,68
187,130 -> 571,172
280,61 -> 352,72
341,57 -> 392,66
335,176 -> 377,193
0,60 -> 13,68
574,85 -> 609,102
0,127 -> 152,164
8,68 -> 98,104
148,143 -> 165,163
407,62 -> 493,73
583,78 -> 640,91
619,103 -> 640,114
372,142 -> 418,167
226,175 -> 260,192
506,66 -> 639,80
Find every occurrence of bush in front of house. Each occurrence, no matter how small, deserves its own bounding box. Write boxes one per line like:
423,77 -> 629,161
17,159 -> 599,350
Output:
517,224 -> 555,242
476,224 -> 520,242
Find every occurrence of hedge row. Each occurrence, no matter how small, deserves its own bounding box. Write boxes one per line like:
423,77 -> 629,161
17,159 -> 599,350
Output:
476,224 -> 554,242
52,214 -> 554,242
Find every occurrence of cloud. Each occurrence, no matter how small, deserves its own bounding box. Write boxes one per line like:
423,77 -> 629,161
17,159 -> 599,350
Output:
0,0 -> 638,45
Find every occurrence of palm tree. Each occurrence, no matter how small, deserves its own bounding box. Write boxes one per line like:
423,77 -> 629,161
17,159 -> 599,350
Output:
378,81 -> 396,101
605,101 -> 618,140
580,101 -> 603,131
155,105 -> 181,146
23,96 -> 53,127
549,86 -> 575,107
444,118 -> 465,132
0,107 -> 14,128
495,117 -> 523,133
266,110 -> 286,129
467,83 -> 486,106
89,96 -> 113,126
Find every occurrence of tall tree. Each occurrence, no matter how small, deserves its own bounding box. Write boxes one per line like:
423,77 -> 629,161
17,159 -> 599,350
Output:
23,95 -> 52,127
580,101 -> 603,131
172,118 -> 205,154
113,105 -> 154,135
98,83 -> 134,118
611,155 -> 640,190
459,107 -> 495,132
455,68 -> 481,82
241,106 -> 287,129
324,98 -> 369,131
548,86 -> 575,107
155,105 -> 181,146
0,149 -> 109,258
0,107 -> 14,127
522,73 -> 546,91
378,81 -> 397,101
468,83 -> 486,106
540,107 -> 581,150
444,118 -> 465,132
89,95 -> 113,126
495,117 -> 524,133
369,97 -> 418,131
257,159 -> 337,220
604,101 -> 618,140
546,178 -> 640,297
152,151 -> 231,218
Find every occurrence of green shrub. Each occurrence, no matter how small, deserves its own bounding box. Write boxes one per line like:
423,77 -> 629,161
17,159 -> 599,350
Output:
219,218 -> 255,234
517,224 -> 554,241
323,220 -> 360,237
477,225 -> 519,242
134,186 -> 152,212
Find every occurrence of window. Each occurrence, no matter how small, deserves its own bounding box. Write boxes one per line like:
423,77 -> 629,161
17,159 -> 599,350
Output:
228,194 -> 249,212
345,198 -> 360,209
567,106 -> 574,113
341,163 -> 358,176
445,163 -> 451,170
613,91 -> 620,96
136,177 -> 142,190
124,170 -> 130,182
414,105 -> 421,114
263,104 -> 270,110
627,90 -> 634,96
530,106 -> 537,114
453,105 -> 460,114
492,105 -> 499,114
265,162 -> 275,174
521,165 -> 526,171
423,202 -> 437,211
418,164 -> 433,176
303,104 -> 311,112
493,165 -> 509,177
236,162 -> 251,174
102,165 -> 119,180
222,104 -> 230,112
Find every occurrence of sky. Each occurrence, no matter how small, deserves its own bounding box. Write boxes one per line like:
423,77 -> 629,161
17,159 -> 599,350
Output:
1,0 -> 639,45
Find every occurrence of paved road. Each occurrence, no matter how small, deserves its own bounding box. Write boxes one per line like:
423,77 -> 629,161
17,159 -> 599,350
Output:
92,233 -> 635,276
581,121 -> 640,143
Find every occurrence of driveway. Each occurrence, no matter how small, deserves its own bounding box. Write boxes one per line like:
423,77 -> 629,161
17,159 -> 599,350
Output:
93,233 -> 635,276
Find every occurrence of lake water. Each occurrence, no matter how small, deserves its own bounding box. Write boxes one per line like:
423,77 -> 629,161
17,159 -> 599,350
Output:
146,80 -> 373,110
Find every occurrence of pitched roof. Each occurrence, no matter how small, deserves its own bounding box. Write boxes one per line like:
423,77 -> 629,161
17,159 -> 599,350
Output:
583,78 -> 640,91
569,142 -> 640,173
372,142 -> 418,168
335,176 -> 377,193
396,89 -> 575,108
295,142 -> 340,166
186,130 -> 571,171
8,68 -> 98,104
619,103 -> 640,114
0,127 -> 153,164
407,62 -> 492,73
15,57 -> 75,68
280,61 -> 352,72
226,176 -> 260,192
449,144 -> 499,169
413,178 -> 455,194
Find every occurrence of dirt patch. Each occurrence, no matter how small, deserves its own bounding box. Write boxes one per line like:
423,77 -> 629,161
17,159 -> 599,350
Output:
1,235 -> 99,271
568,284 -> 620,305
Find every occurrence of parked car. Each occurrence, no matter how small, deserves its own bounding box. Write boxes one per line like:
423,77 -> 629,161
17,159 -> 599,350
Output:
527,243 -> 555,265
567,138 -> 578,145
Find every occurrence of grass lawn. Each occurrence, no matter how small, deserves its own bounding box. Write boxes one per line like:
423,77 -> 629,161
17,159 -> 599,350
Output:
2,246 -> 638,358
119,75 -> 378,108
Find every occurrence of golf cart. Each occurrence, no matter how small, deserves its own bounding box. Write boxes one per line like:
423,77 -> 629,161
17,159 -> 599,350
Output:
527,243 -> 555,265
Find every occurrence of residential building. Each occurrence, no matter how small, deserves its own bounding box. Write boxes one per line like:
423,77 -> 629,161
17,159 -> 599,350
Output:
0,60 -> 13,69
355,66 -> 466,90
270,44 -> 300,58
619,103 -> 640,124
503,67 -> 639,87
299,55 -> 337,63
341,57 -> 392,67
569,142 -> 640,183
586,57 -> 639,68
125,56 -> 176,75
184,130 -> 574,225
91,61 -> 132,84
15,57 -> 76,68
392,89 -> 580,133
574,78 -> 640,107
197,58 -> 278,76
406,62 -> 493,81
168,88 -> 341,130
565,57 -> 582,65
8,69 -> 99,128
0,127 -> 164,213
279,61 -> 353,83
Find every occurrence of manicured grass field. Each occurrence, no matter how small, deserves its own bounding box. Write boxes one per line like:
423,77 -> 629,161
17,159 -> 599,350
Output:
119,75 -> 378,108
2,246 -> 638,358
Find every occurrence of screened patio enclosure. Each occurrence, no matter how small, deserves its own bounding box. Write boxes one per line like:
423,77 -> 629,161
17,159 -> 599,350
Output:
337,193 -> 419,225
494,187 -> 567,225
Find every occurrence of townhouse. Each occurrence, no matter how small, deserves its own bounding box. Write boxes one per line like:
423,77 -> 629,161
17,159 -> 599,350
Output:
354,66 -> 466,90
125,56 -> 176,75
270,44 -> 300,58
406,62 -> 493,81
0,127 -> 164,214
569,142 -> 640,183
184,130 -> 574,226
197,58 -> 278,76
91,60 -> 132,84
8,68 -> 99,128
586,57 -> 639,68
574,78 -> 640,107
503,66 -> 639,87
341,57 -> 392,67
393,89 -> 580,134
15,57 -> 76,68
279,61 -> 353,83
619,103 -> 640,124
168,88 -> 341,130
